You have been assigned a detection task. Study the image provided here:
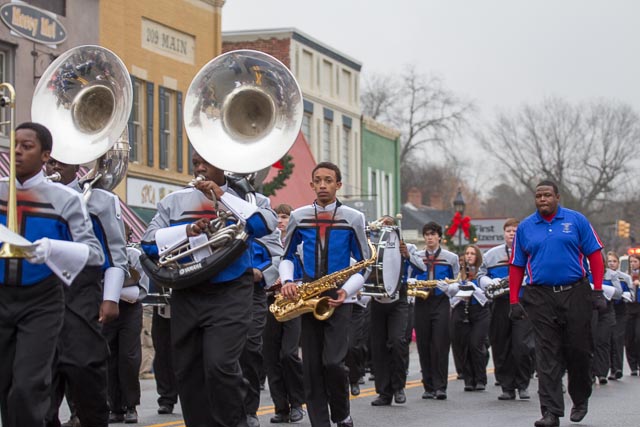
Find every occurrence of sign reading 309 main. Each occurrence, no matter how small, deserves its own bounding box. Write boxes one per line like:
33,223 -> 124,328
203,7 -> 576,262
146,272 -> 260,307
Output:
0,2 -> 67,45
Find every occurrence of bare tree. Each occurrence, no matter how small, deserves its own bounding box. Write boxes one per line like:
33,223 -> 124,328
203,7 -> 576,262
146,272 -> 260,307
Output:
361,67 -> 475,164
479,98 -> 640,216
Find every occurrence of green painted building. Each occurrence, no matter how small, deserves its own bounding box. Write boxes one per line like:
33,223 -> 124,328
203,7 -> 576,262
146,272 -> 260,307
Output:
360,116 -> 402,220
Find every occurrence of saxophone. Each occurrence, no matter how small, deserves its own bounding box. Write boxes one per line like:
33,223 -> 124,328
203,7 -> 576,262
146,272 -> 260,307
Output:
407,276 -> 460,300
270,241 -> 377,322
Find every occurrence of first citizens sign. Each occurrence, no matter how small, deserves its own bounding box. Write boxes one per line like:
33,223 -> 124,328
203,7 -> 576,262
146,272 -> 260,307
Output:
0,2 -> 67,45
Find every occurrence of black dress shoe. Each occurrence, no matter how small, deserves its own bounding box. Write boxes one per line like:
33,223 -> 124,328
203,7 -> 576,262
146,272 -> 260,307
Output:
615,370 -> 623,379
394,389 -> 406,404
534,412 -> 560,427
607,374 -> 616,381
337,416 -> 354,427
570,401 -> 588,422
422,391 -> 435,399
598,376 -> 608,385
270,413 -> 289,423
350,383 -> 360,396
289,407 -> 304,423
157,404 -> 174,414
109,412 -> 125,423
435,390 -> 447,400
371,395 -> 392,406
498,390 -> 516,400
518,388 -> 530,400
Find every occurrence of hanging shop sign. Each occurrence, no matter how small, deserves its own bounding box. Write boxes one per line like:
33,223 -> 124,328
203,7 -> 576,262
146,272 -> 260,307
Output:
0,2 -> 67,45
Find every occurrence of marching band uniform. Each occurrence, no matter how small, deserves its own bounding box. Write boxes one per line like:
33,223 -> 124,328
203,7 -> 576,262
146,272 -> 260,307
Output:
241,225 -> 282,426
102,244 -> 149,423
279,199 -> 369,427
478,243 -> 534,400
370,242 -> 424,406
263,253 -> 305,423
47,177 -> 128,427
450,267 -> 490,392
0,169 -> 105,427
151,290 -> 178,415
591,268 -> 622,383
626,261 -> 640,376
142,177 -> 276,427
610,270 -> 632,378
413,240 -> 460,400
346,294 -> 370,397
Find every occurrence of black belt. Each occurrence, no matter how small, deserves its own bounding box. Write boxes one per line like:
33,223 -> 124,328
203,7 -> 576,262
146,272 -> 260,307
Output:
531,277 -> 587,293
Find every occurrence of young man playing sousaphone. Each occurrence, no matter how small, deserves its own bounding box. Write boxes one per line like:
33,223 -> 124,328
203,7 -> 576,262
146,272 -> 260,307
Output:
141,150 -> 277,427
0,122 -> 105,427
279,162 -> 370,427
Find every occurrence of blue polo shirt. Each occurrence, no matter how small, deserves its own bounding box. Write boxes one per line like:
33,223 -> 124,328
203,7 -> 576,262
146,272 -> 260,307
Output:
511,206 -> 602,286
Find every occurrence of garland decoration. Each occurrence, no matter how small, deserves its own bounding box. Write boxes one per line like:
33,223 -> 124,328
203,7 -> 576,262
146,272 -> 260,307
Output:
263,154 -> 294,196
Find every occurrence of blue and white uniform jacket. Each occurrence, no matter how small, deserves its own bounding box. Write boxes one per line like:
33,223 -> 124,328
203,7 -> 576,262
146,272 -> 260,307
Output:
413,246 -> 460,299
0,172 -> 104,286
141,183 -> 277,284
279,200 -> 370,302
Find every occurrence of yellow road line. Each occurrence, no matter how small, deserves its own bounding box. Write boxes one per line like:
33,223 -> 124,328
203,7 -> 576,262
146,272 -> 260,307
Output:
144,368 -> 496,426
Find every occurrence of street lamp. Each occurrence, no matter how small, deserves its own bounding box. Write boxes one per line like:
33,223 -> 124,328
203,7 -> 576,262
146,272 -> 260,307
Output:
453,188 -> 466,250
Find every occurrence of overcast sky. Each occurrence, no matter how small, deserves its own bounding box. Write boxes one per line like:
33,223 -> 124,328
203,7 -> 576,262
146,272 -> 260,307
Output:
223,0 -> 639,116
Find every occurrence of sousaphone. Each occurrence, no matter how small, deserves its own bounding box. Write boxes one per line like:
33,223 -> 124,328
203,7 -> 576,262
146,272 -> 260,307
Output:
140,49 -> 302,289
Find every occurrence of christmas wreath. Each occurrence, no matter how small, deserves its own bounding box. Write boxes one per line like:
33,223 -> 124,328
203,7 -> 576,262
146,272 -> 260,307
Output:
263,154 -> 294,196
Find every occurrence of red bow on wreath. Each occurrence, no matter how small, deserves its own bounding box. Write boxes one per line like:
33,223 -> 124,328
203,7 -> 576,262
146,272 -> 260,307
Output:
446,212 -> 471,239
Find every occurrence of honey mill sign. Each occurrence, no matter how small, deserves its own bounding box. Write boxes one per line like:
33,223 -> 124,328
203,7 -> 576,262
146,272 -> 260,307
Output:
0,2 -> 67,45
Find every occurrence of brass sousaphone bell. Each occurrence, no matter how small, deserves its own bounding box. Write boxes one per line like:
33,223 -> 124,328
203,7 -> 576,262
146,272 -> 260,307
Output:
31,45 -> 133,196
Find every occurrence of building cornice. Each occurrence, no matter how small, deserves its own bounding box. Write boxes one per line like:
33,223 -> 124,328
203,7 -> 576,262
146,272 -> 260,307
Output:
363,116 -> 401,140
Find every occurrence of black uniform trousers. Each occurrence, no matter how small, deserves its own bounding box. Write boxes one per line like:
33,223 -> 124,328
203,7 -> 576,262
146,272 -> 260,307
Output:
489,296 -> 534,392
609,302 -> 626,375
47,267 -> 109,427
414,292 -> 450,393
345,304 -> 368,385
0,279 -> 64,427
370,298 -> 409,398
152,306 -> 178,408
522,280 -> 593,417
263,294 -> 304,417
102,300 -> 143,414
625,303 -> 640,373
300,301 -> 352,427
451,302 -> 490,389
239,283 -> 268,416
171,271 -> 253,427
404,301 -> 415,373
592,301 -> 615,378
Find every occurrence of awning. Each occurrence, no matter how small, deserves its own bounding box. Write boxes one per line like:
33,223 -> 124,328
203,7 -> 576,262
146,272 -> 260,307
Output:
0,152 -> 147,242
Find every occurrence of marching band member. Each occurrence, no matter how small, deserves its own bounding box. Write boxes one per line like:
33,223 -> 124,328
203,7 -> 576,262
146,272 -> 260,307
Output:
607,252 -> 631,380
0,123 -> 104,427
451,245 -> 490,392
44,155 -> 133,424
413,221 -> 460,400
369,216 -> 424,406
626,253 -> 640,376
150,282 -> 178,416
591,254 -> 622,385
346,292 -> 370,397
478,218 -> 534,401
242,219 -> 282,427
263,204 -> 305,424
141,150 -> 277,427
279,162 -> 369,427
509,181 -> 605,427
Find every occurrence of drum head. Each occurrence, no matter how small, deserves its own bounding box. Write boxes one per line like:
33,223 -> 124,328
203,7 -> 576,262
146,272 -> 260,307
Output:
379,227 -> 402,296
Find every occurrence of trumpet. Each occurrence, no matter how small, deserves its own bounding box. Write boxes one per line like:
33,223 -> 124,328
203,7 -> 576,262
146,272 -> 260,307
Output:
45,172 -> 61,182
407,276 -> 460,300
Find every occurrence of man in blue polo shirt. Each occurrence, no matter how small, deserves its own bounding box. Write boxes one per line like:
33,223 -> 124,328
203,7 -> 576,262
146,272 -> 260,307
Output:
509,180 -> 607,427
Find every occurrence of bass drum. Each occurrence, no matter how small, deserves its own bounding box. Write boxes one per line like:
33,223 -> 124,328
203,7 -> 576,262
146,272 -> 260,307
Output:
368,226 -> 403,297
141,280 -> 171,306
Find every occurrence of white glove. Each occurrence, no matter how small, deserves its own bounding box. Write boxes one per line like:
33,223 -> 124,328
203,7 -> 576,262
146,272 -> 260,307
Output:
622,291 -> 632,302
492,277 -> 503,286
25,238 -> 51,265
436,280 -> 449,293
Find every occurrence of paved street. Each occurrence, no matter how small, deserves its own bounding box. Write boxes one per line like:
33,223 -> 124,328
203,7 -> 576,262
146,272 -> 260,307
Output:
53,342 -> 640,427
